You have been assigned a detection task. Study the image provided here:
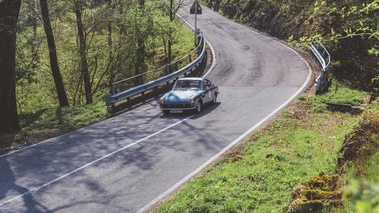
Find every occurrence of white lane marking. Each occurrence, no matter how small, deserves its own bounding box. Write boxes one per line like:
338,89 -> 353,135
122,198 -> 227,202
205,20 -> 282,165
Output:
177,13 -> 216,78
0,115 -> 194,207
0,16 -> 209,160
139,8 -> 312,213
1,10 -> 218,209
203,41 -> 216,78
138,65 -> 311,213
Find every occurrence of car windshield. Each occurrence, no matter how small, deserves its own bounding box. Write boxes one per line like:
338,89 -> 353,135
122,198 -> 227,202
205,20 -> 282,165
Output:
174,80 -> 201,90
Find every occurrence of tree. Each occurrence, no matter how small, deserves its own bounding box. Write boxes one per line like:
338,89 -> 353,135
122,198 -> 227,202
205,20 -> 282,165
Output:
161,0 -> 185,71
330,0 -> 379,91
0,0 -> 22,134
135,0 -> 146,86
106,0 -> 115,84
74,0 -> 92,104
40,0 -> 70,107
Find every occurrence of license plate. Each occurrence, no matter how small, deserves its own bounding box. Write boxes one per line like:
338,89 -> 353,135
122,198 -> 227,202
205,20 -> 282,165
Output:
170,110 -> 183,113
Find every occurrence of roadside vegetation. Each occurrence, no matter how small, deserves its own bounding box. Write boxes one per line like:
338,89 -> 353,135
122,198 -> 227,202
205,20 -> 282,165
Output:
1,0 -> 378,212
204,0 -> 379,92
154,80 -> 379,212
0,1 -> 194,152
152,0 -> 379,212
1,21 -> 194,152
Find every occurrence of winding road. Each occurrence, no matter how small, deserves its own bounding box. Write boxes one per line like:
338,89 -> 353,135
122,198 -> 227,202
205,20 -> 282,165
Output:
0,1 -> 310,213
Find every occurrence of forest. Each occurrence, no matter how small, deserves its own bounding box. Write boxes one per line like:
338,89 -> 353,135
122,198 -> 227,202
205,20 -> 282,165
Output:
205,0 -> 379,93
1,0 -> 379,211
0,0 -> 191,136
1,1 -> 378,148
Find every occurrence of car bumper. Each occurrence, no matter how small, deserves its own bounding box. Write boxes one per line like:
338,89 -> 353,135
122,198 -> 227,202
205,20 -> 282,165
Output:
160,103 -> 197,111
160,106 -> 196,111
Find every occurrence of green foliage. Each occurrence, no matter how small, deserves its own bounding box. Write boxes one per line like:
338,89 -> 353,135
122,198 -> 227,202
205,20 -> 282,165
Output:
10,101 -> 108,147
155,91 -> 359,212
154,79 -> 377,212
15,1 -> 42,85
0,100 -> 110,152
337,101 -> 379,212
288,34 -> 323,49
339,101 -> 379,179
206,0 -> 379,92
344,179 -> 379,213
15,0 -> 193,113
313,1 -> 327,15
312,77 -> 364,108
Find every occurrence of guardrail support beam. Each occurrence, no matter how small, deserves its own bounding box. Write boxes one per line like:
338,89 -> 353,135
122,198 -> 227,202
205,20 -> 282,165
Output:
105,36 -> 207,110
310,39 -> 331,94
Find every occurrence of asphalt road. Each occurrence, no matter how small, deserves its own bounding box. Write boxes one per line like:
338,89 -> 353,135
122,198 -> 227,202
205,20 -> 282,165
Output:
0,2 -> 310,213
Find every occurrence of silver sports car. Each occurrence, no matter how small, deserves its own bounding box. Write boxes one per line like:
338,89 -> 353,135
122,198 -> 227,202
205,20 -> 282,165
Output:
159,77 -> 219,114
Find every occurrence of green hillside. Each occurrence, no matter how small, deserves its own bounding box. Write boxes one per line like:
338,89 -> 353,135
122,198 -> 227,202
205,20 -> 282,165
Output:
204,0 -> 379,92
153,1 -> 379,212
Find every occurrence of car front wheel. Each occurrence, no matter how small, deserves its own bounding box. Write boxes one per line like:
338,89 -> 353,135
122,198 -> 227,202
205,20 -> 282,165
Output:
195,101 -> 202,114
212,93 -> 217,104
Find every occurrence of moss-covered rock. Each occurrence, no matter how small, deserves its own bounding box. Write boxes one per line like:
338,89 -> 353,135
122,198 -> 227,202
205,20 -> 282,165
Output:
337,114 -> 379,175
288,172 -> 343,212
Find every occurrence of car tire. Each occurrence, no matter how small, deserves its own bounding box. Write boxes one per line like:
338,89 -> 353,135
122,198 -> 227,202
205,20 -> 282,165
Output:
163,110 -> 170,115
195,101 -> 202,114
212,93 -> 217,104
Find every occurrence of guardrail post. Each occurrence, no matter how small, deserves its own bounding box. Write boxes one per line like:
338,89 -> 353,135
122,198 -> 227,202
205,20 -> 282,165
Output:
166,64 -> 170,75
105,35 -> 207,111
197,38 -> 203,55
310,39 -> 331,94
110,83 -> 115,95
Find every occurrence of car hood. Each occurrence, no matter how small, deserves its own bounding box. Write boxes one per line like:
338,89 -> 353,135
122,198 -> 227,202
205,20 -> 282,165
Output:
163,90 -> 200,103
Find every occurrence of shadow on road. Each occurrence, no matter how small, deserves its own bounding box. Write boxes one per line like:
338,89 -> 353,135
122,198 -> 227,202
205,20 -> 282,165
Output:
0,157 -> 49,212
159,102 -> 221,118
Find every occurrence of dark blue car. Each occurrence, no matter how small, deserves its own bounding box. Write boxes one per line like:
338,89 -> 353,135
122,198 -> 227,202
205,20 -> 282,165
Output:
159,77 -> 219,114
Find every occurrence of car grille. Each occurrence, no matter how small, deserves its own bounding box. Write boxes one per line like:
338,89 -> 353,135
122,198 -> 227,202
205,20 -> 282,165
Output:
162,104 -> 191,108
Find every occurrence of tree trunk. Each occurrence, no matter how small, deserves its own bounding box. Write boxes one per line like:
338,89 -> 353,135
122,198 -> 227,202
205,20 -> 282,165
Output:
166,0 -> 183,72
107,0 -> 114,85
167,0 -> 173,68
0,0 -> 22,134
74,1 -> 92,104
135,0 -> 145,86
135,37 -> 145,86
168,38 -> 172,73
40,0 -> 70,107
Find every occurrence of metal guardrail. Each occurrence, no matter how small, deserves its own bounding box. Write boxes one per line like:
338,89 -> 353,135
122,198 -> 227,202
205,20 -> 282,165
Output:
310,39 -> 331,94
105,36 -> 206,110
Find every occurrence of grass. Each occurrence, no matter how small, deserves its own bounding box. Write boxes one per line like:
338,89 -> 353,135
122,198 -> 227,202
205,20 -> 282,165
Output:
2,54 -> 378,212
1,19 -> 196,154
173,21 -> 197,59
312,79 -> 364,110
0,101 -> 110,153
153,83 -> 379,212
2,9 -> 378,211
339,101 -> 379,212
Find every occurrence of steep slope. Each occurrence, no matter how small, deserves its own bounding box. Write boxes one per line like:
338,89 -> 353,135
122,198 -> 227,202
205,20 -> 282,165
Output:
204,0 -> 379,91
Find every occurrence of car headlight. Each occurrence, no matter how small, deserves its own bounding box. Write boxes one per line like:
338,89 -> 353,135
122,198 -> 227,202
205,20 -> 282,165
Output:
159,98 -> 164,104
188,98 -> 194,104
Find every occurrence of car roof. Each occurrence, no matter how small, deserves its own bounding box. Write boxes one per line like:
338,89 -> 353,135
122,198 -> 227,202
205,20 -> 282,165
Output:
177,77 -> 204,81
